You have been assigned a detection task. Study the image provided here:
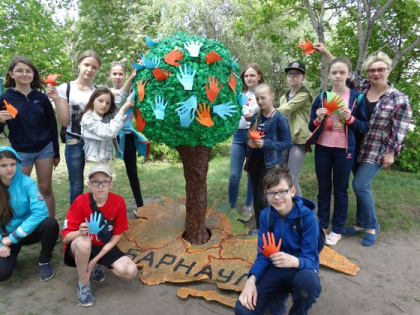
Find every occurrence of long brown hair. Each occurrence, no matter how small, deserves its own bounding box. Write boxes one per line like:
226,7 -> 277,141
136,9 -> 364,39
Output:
240,63 -> 265,92
4,55 -> 42,90
83,87 -> 116,117
0,150 -> 17,231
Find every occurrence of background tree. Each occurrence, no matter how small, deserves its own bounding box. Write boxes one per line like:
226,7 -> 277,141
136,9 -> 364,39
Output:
133,32 -> 242,244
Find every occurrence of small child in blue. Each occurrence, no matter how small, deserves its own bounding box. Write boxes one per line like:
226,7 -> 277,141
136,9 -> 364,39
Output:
235,167 -> 321,315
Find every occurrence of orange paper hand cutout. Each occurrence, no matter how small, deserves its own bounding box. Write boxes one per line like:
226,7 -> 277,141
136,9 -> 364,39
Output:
249,130 -> 264,140
195,103 -> 214,127
297,38 -> 315,55
205,76 -> 223,103
258,232 -> 282,258
43,74 -> 60,86
134,108 -> 146,132
205,50 -> 222,64
152,68 -> 171,81
228,72 -> 237,92
324,95 -> 344,115
3,100 -> 18,118
137,79 -> 148,102
164,49 -> 184,66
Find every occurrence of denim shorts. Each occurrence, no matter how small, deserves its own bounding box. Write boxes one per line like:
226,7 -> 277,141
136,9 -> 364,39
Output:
17,142 -> 54,166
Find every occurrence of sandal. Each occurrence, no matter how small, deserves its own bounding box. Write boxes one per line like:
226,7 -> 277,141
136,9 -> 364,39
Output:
342,226 -> 364,236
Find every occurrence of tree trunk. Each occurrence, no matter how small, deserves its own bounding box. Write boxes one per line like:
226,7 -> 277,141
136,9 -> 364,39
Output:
176,145 -> 212,245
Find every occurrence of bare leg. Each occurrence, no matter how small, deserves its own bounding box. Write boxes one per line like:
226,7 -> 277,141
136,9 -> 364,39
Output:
35,158 -> 56,217
111,256 -> 138,280
20,164 -> 34,176
71,236 -> 92,284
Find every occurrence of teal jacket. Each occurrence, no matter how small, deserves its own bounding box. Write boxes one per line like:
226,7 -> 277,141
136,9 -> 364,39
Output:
116,122 -> 150,159
0,146 -> 48,245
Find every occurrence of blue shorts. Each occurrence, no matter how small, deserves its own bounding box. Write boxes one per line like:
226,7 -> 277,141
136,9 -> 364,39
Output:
17,142 -> 54,167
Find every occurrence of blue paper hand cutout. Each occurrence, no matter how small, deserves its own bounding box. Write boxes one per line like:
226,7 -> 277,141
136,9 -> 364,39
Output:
176,95 -> 197,127
184,41 -> 202,57
231,57 -> 238,69
237,93 -> 248,106
213,101 -> 236,120
85,212 -> 105,235
131,62 -> 144,70
176,63 -> 196,91
142,56 -> 160,70
152,95 -> 168,120
145,36 -> 159,48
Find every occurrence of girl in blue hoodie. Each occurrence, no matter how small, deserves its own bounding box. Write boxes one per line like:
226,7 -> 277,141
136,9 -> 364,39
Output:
0,56 -> 59,217
235,166 -> 321,315
0,146 -> 59,282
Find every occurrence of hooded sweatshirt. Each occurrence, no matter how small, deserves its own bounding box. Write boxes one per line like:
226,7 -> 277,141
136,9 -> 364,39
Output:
248,196 -> 319,281
0,88 -> 59,158
0,146 -> 48,245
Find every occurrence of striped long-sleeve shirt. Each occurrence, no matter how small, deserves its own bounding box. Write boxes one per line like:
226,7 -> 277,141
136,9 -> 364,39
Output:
347,73 -> 412,165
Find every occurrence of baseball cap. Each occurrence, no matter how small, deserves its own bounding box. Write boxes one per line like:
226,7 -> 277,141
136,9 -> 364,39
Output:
284,61 -> 306,74
87,164 -> 113,179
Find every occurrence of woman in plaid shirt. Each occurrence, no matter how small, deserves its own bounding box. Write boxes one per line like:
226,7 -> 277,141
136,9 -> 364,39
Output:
315,44 -> 412,246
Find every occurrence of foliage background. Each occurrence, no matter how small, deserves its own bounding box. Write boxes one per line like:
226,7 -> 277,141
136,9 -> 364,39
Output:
0,0 -> 418,171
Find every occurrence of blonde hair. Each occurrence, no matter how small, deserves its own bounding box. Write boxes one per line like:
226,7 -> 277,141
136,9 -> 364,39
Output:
363,52 -> 392,71
255,83 -> 273,94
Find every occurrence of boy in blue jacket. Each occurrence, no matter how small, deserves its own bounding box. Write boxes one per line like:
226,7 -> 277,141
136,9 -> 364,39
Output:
235,167 -> 321,315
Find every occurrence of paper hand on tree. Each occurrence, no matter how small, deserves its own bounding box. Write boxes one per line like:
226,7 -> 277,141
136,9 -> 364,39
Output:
176,95 -> 198,127
213,101 -> 236,120
206,50 -> 222,64
184,41 -> 202,57
205,76 -> 223,103
85,212 -> 105,235
228,72 -> 237,92
164,49 -> 184,66
152,95 -> 168,120
258,232 -> 282,258
152,68 -> 171,81
137,79 -> 148,102
176,64 -> 196,90
134,108 -> 146,132
145,35 -> 159,48
196,103 -> 214,127
143,56 -> 160,69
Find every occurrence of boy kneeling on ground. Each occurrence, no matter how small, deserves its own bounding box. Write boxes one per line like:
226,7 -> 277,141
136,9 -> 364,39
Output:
62,164 -> 137,307
235,167 -> 321,315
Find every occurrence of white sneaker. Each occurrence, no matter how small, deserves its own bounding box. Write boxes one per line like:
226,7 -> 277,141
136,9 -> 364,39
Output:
325,232 -> 342,246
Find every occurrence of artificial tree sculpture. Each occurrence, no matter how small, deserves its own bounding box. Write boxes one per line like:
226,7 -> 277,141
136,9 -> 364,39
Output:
132,32 -> 245,244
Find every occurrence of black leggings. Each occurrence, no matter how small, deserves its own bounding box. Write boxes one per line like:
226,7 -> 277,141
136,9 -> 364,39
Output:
249,153 -> 270,229
123,133 -> 144,208
0,217 -> 59,282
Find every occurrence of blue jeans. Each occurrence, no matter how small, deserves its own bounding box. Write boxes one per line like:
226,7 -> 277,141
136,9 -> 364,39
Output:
352,162 -> 382,230
65,135 -> 85,204
229,129 -> 253,208
235,268 -> 321,315
315,145 -> 354,234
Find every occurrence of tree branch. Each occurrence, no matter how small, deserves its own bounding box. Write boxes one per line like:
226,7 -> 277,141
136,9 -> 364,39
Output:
391,36 -> 420,70
372,0 -> 396,22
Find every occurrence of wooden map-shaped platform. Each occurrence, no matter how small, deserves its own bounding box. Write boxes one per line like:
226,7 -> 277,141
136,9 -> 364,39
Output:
118,197 -> 359,307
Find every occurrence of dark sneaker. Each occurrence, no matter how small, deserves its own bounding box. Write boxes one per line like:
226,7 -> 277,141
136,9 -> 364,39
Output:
38,262 -> 55,281
77,283 -> 95,307
92,264 -> 106,282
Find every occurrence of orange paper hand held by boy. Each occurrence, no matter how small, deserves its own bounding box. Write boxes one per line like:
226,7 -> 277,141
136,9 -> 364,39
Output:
249,129 -> 265,140
3,100 -> 18,118
297,38 -> 315,55
196,103 -> 214,127
43,73 -> 60,86
258,232 -> 282,258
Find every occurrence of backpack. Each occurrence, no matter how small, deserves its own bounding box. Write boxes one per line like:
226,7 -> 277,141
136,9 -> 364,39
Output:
59,83 -> 71,143
266,206 -> 325,253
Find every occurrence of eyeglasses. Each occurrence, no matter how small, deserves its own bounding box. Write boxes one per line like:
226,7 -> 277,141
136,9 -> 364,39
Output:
367,67 -> 388,74
286,72 -> 303,78
89,180 -> 111,188
265,189 -> 289,199
13,69 -> 34,75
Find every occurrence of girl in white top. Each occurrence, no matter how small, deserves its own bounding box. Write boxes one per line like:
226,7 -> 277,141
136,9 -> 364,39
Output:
46,50 -> 101,204
81,87 -> 133,165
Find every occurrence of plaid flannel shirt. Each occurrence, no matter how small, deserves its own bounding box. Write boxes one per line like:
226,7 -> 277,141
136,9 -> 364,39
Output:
347,73 -> 412,165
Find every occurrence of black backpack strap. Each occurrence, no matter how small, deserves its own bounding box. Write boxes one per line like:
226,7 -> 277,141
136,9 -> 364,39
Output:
66,82 -> 70,103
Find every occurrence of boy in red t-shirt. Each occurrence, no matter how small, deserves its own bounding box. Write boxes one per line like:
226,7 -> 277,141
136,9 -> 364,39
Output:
62,164 -> 137,307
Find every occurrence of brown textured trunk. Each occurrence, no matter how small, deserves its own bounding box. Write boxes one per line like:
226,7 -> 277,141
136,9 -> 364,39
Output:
176,145 -> 212,245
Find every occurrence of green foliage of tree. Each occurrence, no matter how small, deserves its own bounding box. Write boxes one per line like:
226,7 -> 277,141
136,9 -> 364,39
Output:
0,0 -> 72,81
